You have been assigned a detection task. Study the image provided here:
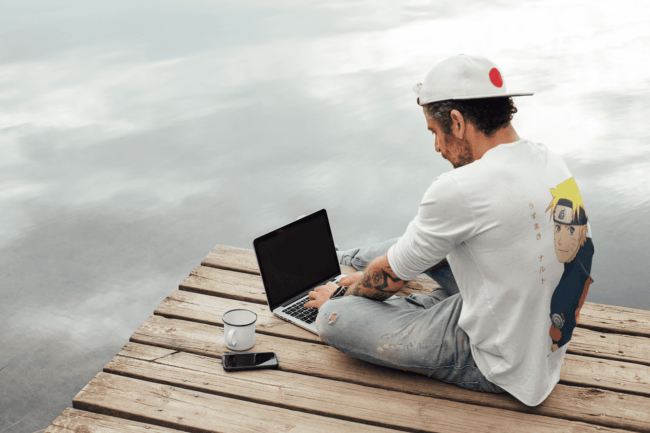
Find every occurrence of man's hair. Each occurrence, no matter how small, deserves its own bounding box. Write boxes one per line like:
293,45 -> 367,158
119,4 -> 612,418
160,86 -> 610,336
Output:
422,97 -> 518,137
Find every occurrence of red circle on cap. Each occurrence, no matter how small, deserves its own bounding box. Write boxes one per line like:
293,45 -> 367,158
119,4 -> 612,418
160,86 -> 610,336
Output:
489,68 -> 503,88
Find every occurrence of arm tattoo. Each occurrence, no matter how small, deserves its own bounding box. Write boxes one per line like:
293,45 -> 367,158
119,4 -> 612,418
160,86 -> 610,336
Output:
344,255 -> 405,302
370,269 -> 401,291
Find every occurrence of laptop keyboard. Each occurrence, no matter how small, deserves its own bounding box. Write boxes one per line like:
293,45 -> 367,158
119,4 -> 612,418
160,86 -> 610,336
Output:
283,296 -> 319,324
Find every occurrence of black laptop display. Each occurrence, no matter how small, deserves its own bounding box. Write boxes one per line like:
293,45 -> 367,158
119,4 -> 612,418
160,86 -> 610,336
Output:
253,209 -> 340,310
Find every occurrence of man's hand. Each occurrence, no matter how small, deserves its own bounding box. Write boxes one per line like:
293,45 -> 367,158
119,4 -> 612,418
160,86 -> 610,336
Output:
304,281 -> 339,310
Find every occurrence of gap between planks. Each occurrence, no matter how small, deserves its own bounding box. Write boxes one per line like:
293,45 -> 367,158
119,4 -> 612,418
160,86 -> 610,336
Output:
157,288 -> 650,368
101,343 -> 644,433
131,314 -> 650,398
126,314 -> 650,432
74,372 -> 404,433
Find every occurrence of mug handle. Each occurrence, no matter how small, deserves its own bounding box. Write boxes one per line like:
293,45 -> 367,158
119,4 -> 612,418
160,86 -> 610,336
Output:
227,328 -> 237,346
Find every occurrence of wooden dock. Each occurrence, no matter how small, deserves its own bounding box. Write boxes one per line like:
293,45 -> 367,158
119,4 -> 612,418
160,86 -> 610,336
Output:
45,244 -> 650,433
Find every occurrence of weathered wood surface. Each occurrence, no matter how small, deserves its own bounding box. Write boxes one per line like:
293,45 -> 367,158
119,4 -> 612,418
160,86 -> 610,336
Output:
202,244 -> 650,338
129,317 -> 650,431
202,244 -> 260,275
104,343 -> 639,433
73,372 -> 396,433
578,304 -> 650,338
44,408 -> 179,432
155,289 -> 317,343
567,328 -> 650,366
561,355 -> 650,397
155,289 -> 650,368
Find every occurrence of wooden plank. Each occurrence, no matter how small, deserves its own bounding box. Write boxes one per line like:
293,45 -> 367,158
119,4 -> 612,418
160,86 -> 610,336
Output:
154,290 -> 650,367
128,317 -> 650,428
180,266 -> 266,302
201,244 -> 259,275
73,372 -> 397,433
104,344 -> 641,433
201,245 -> 650,337
181,265 -> 439,303
569,328 -> 650,366
578,303 -> 650,338
562,354 -> 650,396
45,408 -> 180,432
156,290 -> 318,343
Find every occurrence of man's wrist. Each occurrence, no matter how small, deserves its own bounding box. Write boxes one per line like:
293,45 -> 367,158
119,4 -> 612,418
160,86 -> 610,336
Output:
329,286 -> 347,299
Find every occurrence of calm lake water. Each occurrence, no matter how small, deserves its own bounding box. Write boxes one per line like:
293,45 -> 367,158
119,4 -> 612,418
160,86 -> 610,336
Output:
1,1 -> 649,431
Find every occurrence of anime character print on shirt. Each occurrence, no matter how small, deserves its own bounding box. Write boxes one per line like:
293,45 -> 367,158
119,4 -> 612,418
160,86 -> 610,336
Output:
546,177 -> 594,353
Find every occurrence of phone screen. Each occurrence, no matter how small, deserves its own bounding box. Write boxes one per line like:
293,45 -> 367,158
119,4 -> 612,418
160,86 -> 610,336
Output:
223,352 -> 276,368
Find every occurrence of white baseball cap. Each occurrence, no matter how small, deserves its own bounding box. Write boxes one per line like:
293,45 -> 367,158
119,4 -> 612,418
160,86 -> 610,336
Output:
415,54 -> 533,105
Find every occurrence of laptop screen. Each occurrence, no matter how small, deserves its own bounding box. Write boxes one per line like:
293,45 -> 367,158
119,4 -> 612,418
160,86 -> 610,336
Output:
253,209 -> 340,310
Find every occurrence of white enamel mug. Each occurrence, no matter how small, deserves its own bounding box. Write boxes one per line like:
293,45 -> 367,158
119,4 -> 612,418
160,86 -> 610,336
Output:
222,309 -> 258,351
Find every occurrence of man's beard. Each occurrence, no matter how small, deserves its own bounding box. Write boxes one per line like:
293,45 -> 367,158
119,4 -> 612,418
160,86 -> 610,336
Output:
444,135 -> 474,168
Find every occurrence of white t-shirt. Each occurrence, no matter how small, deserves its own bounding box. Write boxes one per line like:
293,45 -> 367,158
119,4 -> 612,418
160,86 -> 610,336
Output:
387,139 -> 594,407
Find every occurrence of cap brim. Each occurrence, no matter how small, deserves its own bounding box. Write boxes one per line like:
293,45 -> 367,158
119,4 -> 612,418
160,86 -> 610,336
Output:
418,92 -> 534,106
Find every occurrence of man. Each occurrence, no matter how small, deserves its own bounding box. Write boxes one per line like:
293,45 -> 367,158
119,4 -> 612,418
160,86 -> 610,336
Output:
303,54 -> 594,407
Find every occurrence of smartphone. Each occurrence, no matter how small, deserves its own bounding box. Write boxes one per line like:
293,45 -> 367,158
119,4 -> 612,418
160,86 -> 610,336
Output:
222,352 -> 279,372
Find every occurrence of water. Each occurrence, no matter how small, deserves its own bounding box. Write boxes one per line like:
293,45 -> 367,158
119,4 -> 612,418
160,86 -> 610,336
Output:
1,1 -> 649,431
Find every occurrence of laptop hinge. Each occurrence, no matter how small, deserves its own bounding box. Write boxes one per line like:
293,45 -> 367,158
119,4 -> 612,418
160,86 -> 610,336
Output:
279,276 -> 339,307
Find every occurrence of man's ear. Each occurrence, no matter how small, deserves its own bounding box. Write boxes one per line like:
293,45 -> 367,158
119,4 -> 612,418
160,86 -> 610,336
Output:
449,109 -> 465,139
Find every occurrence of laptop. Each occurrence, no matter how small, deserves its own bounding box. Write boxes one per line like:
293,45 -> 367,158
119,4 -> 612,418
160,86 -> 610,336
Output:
253,209 -> 347,334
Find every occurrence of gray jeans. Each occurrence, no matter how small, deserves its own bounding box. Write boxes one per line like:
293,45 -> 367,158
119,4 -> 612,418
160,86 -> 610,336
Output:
316,237 -> 506,394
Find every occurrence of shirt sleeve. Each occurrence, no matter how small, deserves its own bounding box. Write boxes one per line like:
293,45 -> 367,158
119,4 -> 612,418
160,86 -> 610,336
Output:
388,174 -> 476,281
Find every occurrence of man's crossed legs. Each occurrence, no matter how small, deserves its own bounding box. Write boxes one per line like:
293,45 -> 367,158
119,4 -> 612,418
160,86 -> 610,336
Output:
315,237 -> 506,394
